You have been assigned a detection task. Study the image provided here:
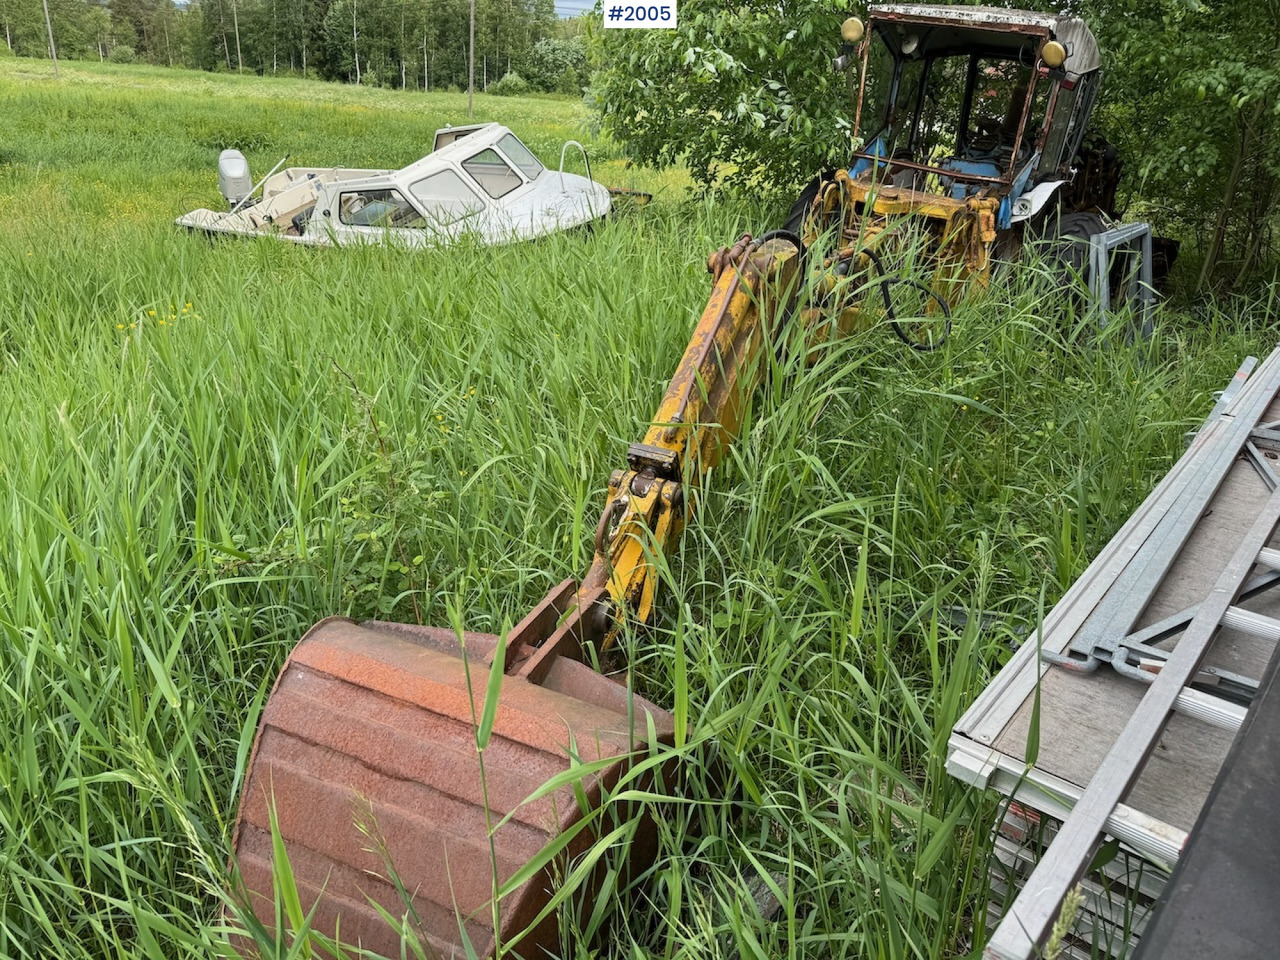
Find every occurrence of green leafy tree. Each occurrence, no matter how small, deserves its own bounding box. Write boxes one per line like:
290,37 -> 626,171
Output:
489,68 -> 528,94
523,35 -> 584,92
1080,0 -> 1280,288
591,0 -> 857,190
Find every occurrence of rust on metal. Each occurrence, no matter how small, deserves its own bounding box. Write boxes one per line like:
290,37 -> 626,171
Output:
232,615 -> 675,959
498,577 -> 576,665
848,152 -> 1010,185
515,585 -> 611,684
1005,62 -> 1040,183
870,5 -> 1053,37
852,30 -> 871,144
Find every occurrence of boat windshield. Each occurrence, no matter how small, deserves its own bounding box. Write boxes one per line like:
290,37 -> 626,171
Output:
498,133 -> 543,180
338,188 -> 423,228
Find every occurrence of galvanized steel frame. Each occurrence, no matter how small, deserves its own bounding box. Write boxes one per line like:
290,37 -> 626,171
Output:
1089,221 -> 1155,336
1042,348 -> 1280,679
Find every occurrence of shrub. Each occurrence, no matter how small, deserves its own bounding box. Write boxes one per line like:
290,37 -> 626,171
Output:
525,37 -> 586,93
489,72 -> 530,96
108,45 -> 136,64
554,67 -> 581,96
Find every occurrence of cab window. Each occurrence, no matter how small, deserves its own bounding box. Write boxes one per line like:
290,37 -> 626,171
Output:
338,188 -> 422,228
408,169 -> 485,225
462,149 -> 523,199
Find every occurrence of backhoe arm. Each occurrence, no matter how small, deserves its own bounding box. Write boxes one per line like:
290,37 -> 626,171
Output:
504,232 -> 804,683
232,230 -> 862,960
583,233 -> 804,639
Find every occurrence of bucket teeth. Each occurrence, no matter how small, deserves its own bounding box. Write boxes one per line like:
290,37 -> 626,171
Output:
231,617 -> 675,959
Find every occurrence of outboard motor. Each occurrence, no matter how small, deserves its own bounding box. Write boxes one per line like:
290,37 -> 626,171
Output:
217,149 -> 253,209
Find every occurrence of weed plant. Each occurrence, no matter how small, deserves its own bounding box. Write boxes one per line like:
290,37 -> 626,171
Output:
1,58 -> 1277,959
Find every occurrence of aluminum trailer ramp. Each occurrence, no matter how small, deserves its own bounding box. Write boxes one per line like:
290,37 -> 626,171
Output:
947,344 -> 1280,959
1130,617 -> 1280,960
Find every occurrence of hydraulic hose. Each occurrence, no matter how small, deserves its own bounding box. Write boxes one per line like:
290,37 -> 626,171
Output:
860,246 -> 952,351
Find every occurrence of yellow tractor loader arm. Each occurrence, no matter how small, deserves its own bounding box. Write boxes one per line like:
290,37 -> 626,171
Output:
231,231 -> 807,959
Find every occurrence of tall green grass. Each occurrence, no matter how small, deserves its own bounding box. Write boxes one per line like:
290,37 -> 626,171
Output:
2,59 -> 1277,959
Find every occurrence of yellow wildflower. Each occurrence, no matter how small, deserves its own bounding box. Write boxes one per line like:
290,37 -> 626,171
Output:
147,310 -> 156,316
116,324 -> 125,330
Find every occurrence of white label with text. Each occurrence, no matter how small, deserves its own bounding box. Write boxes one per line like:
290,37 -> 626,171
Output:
603,1 -> 676,28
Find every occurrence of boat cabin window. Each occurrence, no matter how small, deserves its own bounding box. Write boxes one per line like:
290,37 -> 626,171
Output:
497,134 -> 543,180
338,188 -> 423,228
462,149 -> 523,199
408,170 -> 485,225
432,125 -> 485,152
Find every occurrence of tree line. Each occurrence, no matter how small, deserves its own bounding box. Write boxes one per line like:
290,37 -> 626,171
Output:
0,0 -> 588,92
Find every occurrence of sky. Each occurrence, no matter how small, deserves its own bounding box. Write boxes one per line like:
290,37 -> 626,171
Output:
556,1 -> 595,17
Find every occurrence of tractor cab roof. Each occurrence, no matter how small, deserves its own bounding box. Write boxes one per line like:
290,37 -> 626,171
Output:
869,4 -> 1101,80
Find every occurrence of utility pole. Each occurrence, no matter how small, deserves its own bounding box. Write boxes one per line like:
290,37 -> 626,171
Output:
217,0 -> 232,70
467,0 -> 475,118
41,0 -> 58,78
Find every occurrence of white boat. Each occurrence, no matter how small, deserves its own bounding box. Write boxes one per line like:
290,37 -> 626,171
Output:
176,123 -> 614,247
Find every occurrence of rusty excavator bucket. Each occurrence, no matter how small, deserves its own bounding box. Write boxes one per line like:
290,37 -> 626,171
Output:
233,591 -> 675,958
231,233 -> 807,958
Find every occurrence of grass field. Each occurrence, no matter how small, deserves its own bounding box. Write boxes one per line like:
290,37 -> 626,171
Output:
1,56 -> 1277,960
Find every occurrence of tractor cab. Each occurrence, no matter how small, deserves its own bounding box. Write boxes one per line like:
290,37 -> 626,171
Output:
840,4 -> 1101,227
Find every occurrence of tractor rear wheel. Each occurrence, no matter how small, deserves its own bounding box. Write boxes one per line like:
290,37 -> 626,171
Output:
1025,210 -> 1107,296
1025,211 -> 1154,339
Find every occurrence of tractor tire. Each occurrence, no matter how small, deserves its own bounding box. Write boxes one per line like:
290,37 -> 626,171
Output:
781,169 -> 838,236
1027,210 -> 1107,293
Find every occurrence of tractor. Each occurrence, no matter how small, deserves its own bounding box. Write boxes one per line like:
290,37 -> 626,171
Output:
791,4 -> 1158,345
226,6 -> 1156,960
